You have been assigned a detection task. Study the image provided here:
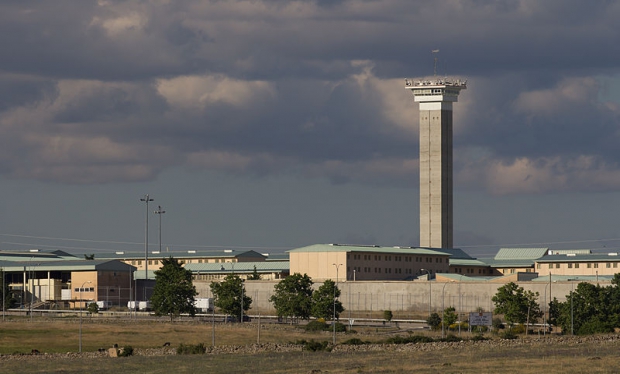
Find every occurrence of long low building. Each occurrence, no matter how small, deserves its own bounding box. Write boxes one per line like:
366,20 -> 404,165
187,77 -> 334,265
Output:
288,244 -> 451,281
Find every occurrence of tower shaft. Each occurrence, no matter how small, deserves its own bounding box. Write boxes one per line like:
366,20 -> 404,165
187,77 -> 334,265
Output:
406,78 -> 466,249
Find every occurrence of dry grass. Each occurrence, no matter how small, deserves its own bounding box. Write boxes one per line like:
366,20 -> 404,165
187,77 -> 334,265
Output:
2,316 -> 620,373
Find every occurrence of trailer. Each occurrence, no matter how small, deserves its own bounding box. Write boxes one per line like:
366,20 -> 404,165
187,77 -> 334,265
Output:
194,298 -> 214,312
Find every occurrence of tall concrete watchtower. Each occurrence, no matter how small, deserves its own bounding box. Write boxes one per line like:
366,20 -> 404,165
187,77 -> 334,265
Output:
405,77 -> 466,248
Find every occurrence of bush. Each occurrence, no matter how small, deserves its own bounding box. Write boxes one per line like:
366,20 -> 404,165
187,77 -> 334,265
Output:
304,320 -> 328,331
118,346 -> 134,357
384,335 -> 435,345
177,343 -> 207,355
87,303 -> 99,314
492,318 -> 504,330
304,320 -> 346,332
441,334 -> 461,342
383,310 -> 393,322
577,320 -> 614,335
471,334 -> 488,342
294,339 -> 331,352
341,338 -> 369,345
427,313 -> 442,331
511,324 -> 526,334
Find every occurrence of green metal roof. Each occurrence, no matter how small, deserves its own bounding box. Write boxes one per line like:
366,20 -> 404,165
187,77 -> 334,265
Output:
449,258 -> 488,266
478,258 -> 537,268
288,244 -> 450,256
431,248 -> 475,260
494,248 -> 549,260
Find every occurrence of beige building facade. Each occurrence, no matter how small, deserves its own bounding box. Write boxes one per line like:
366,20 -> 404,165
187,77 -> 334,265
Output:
289,244 -> 450,281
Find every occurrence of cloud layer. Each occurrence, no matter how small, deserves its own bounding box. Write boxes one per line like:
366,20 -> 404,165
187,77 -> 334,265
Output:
1,1 -> 620,195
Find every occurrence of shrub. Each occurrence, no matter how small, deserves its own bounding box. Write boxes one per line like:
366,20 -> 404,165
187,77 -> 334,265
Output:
500,330 -> 517,340
511,324 -> 526,334
305,320 -> 328,331
577,320 -> 614,335
294,339 -> 331,352
333,322 -> 346,332
442,334 -> 461,342
471,334 -> 488,342
492,318 -> 504,330
427,313 -> 442,331
118,346 -> 134,357
341,338 -> 369,345
177,343 -> 206,355
384,335 -> 435,345
383,310 -> 393,322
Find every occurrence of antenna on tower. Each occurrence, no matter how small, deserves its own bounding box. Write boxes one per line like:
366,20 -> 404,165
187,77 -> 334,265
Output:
432,49 -> 439,76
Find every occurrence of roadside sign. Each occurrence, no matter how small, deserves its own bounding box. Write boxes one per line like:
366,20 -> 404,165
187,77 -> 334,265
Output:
469,312 -> 492,326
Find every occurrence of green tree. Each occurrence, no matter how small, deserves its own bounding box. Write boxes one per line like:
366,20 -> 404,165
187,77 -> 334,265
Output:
427,312 -> 442,330
311,279 -> 344,320
151,257 -> 198,321
443,306 -> 458,327
492,282 -> 542,328
383,310 -> 393,323
210,274 -> 252,321
552,281 -> 617,335
84,254 -> 95,260
87,302 -> 99,314
269,273 -> 313,323
247,266 -> 261,280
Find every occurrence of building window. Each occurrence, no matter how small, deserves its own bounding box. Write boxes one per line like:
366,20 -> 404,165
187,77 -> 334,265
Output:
568,263 -> 572,268
537,264 -> 541,269
555,263 -> 560,269
548,264 -> 552,269
607,263 -> 611,268
594,263 -> 599,268
575,263 -> 579,269
614,263 -> 618,268
587,263 -> 591,268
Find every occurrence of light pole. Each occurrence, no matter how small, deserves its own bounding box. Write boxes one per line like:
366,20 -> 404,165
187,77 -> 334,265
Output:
79,280 -> 91,353
1,267 -> 4,322
332,263 -> 342,345
457,274 -> 465,336
568,278 -> 578,335
140,194 -> 154,301
421,269 -> 431,320
154,205 -> 165,254
543,280 -> 554,337
441,281 -> 455,339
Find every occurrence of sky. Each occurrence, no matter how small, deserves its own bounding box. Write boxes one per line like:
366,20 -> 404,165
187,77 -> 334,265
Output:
1,1 -> 620,258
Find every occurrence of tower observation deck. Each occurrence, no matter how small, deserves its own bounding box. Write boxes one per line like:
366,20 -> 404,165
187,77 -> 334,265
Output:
405,78 -> 466,248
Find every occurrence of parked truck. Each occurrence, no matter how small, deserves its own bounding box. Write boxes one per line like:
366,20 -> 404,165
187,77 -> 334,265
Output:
127,301 -> 151,311
194,298 -> 214,313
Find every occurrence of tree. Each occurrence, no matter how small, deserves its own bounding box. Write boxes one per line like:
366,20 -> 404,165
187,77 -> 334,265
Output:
1,269 -> 14,310
311,279 -> 344,320
552,282 -> 617,335
492,282 -> 542,328
269,273 -> 313,322
87,302 -> 99,314
151,257 -> 198,321
247,266 -> 261,280
427,312 -> 442,330
210,274 -> 252,321
84,254 -> 95,260
443,306 -> 458,327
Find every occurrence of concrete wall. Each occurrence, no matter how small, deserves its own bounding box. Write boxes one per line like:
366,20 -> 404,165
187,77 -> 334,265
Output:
195,279 -> 609,316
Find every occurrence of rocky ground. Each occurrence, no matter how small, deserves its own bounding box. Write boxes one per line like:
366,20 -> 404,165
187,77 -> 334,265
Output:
1,334 -> 619,361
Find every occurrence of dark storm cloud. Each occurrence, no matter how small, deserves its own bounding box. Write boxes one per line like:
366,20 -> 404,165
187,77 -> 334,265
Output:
0,0 -> 620,192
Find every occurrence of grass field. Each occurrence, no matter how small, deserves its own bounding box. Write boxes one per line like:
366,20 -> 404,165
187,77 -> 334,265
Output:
1,316 -> 620,373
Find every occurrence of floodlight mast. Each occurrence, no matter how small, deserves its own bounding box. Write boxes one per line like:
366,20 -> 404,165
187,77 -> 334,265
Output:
140,194 -> 154,301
